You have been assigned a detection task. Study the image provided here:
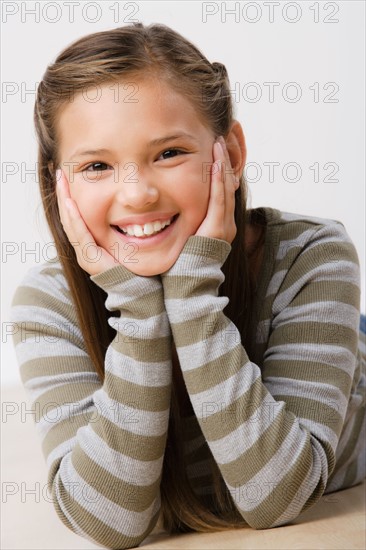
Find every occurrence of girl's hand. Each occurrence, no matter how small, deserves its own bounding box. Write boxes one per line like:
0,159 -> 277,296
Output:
195,136 -> 240,244
55,169 -> 118,276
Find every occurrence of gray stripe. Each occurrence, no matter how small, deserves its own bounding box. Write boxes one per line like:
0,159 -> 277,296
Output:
55,456 -> 161,537
191,362 -> 261,417
165,294 -> 228,324
108,310 -> 171,340
271,437 -> 327,526
16,268 -> 72,305
172,326 -> 240,372
226,421 -> 320,513
296,418 -> 339,453
15,338 -> 88,362
93,388 -> 169,437
264,377 -> 349,420
264,343 -> 356,374
46,436 -> 78,470
36,398 -> 96,439
78,424 -> 163,485
11,304 -> 83,342
271,301 -> 360,332
276,228 -> 320,260
106,345 -> 172,387
272,261 -> 360,313
208,397 -> 284,464
279,212 -> 341,225
24,371 -> 99,401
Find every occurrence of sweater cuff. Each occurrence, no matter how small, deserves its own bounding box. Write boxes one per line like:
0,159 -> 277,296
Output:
90,264 -> 164,317
162,235 -> 231,276
90,263 -> 160,293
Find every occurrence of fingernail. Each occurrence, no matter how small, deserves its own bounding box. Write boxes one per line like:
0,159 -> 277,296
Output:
215,141 -> 224,155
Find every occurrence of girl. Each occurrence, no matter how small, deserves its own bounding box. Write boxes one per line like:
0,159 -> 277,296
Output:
11,22 -> 366,550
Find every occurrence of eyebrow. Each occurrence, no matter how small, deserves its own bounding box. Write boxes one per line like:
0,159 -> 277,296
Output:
69,133 -> 199,160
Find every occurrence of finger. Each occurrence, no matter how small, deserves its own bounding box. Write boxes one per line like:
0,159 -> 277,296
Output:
219,137 -> 239,190
56,170 -> 97,259
55,169 -> 72,236
217,138 -> 237,242
210,142 -> 226,226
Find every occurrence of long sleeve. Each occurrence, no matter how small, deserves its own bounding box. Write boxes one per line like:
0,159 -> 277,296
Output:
11,262 -> 172,549
161,224 -> 362,529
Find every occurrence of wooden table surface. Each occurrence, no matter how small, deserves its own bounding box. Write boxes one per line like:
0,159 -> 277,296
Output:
141,482 -> 365,549
2,385 -> 365,550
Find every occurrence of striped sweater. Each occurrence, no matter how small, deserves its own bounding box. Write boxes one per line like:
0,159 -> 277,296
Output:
11,207 -> 366,549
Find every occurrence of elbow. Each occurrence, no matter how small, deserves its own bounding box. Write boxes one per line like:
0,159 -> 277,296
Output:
50,480 -> 161,549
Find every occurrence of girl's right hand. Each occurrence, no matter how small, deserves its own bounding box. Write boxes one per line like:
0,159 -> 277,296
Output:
55,168 -> 118,276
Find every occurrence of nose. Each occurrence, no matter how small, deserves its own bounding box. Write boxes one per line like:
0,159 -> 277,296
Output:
114,163 -> 159,208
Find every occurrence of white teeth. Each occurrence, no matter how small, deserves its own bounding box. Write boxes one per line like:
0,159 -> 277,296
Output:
119,216 -> 174,237
133,225 -> 144,237
143,223 -> 155,235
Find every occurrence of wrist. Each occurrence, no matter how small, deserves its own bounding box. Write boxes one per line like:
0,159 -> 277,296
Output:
162,235 -> 231,277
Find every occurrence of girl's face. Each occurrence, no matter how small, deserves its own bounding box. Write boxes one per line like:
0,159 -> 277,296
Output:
56,77 -> 216,276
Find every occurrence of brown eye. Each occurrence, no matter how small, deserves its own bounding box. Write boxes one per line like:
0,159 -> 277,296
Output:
85,162 -> 110,172
158,149 -> 185,160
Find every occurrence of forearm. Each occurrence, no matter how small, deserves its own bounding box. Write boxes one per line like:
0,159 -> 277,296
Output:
161,235 -> 339,529
12,263 -> 172,549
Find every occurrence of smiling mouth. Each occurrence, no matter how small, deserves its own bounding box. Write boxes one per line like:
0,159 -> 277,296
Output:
112,214 -> 179,238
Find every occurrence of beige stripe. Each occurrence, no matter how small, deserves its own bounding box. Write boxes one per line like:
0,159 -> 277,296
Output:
110,288 -> 165,318
12,286 -> 77,318
42,414 -> 87,458
269,321 -> 357,353
163,276 -> 221,300
92,420 -> 166,461
32,381 -> 100,419
262,359 -> 353,399
111,335 -> 172,363
279,247 -> 359,294
71,444 -> 160,511
55,476 -> 160,548
196,375 -> 266,442
20,356 -> 96,384
260,455 -> 314,526
330,403 -> 366,473
12,321 -> 81,347
39,265 -> 63,276
219,407 -> 293,485
183,344 -> 249,394
273,394 -> 343,432
170,313 -> 232,348
110,288 -> 166,320
282,280 -> 360,309
105,371 -> 171,412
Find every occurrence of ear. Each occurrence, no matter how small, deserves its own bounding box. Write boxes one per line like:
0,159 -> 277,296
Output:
225,120 -> 247,186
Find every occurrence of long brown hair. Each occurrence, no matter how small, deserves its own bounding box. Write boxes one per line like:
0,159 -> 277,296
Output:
34,22 -> 265,533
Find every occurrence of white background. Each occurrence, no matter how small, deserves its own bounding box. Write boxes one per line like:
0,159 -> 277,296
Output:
2,1 -> 365,387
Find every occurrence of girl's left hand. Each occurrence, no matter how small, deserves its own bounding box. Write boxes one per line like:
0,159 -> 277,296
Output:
195,136 -> 240,245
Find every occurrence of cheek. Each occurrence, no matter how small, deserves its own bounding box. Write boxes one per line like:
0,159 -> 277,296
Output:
176,161 -> 211,217
70,184 -> 108,231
